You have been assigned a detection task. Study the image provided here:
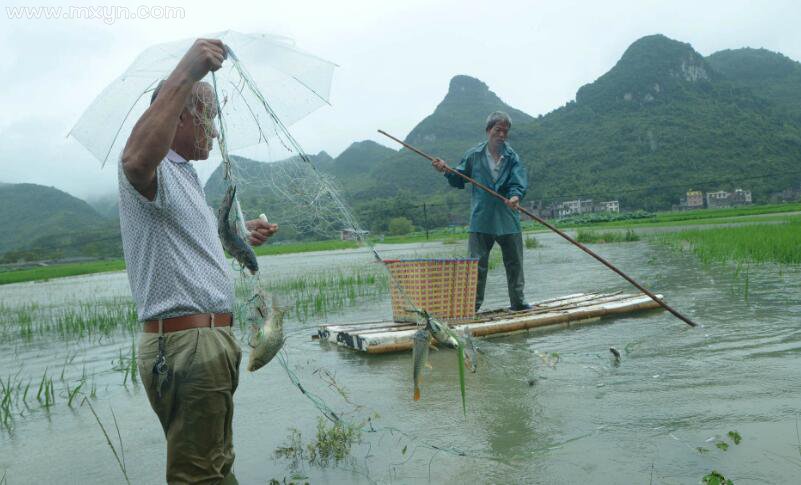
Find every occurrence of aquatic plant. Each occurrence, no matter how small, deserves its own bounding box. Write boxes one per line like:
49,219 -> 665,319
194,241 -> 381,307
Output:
654,218 -> 801,265
524,235 -> 541,249
274,418 -> 361,470
308,417 -> 361,467
82,399 -> 131,485
702,470 -> 733,485
576,228 -> 640,244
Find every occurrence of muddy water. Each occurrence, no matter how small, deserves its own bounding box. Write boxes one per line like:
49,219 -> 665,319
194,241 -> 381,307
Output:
1,235 -> 800,484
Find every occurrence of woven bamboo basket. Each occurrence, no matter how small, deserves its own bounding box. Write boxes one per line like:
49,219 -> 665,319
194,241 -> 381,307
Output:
384,258 -> 478,323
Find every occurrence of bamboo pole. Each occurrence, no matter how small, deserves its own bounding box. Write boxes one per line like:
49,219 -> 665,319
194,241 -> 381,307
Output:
377,129 -> 698,327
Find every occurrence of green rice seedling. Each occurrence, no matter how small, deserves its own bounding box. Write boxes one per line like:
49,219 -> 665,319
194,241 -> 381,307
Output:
81,398 -> 131,485
128,340 -> 138,384
0,377 -> 12,432
524,235 -> 541,249
654,218 -> 801,265
36,368 -> 48,403
576,229 -> 640,244
67,381 -> 84,408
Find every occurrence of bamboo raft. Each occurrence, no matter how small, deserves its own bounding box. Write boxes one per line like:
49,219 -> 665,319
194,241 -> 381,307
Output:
316,291 -> 664,354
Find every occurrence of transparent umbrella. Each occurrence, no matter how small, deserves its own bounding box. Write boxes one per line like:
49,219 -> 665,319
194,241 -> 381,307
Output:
69,30 -> 336,168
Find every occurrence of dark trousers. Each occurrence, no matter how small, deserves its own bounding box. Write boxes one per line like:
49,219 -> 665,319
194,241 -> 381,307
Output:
468,232 -> 526,311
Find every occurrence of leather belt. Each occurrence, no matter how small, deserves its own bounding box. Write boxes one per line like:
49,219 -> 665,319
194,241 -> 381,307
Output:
143,313 -> 233,333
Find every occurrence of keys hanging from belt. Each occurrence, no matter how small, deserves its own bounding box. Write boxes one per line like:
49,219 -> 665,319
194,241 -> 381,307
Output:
152,320 -> 171,400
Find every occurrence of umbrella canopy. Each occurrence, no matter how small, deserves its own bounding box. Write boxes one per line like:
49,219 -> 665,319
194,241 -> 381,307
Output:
69,30 -> 336,167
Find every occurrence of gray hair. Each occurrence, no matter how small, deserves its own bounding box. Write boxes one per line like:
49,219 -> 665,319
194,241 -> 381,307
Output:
485,111 -> 512,131
149,79 -> 204,113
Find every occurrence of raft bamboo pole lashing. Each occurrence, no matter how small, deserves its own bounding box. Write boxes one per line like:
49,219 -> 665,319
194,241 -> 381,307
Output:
377,129 -> 698,328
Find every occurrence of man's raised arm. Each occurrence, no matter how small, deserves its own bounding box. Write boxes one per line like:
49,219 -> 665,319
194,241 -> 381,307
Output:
121,38 -> 226,199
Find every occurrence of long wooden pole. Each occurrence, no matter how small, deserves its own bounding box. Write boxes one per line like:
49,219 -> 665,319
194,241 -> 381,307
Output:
378,129 -> 697,327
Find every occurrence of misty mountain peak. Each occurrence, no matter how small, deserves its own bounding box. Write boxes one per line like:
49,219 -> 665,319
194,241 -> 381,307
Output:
576,34 -> 715,107
404,75 -> 533,146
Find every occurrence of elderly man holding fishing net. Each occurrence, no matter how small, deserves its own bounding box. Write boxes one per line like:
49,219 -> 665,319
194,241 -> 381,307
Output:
117,38 -> 277,484
432,111 -> 530,312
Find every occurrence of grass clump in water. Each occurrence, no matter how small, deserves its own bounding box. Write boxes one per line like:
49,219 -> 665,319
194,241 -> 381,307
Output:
576,229 -> 640,244
654,218 -> 801,265
524,235 -> 541,249
274,418 -> 361,470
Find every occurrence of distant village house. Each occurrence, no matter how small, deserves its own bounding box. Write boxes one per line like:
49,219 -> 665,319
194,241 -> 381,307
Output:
676,188 -> 752,210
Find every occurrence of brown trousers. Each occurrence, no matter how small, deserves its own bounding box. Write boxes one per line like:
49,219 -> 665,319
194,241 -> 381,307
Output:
138,326 -> 241,485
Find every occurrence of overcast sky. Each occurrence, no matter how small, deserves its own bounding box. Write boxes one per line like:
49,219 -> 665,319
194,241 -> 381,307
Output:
1,0 -> 799,201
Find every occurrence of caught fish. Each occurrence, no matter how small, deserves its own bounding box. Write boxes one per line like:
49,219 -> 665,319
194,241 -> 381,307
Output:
247,292 -> 286,372
218,184 -> 258,274
410,308 -> 458,349
462,329 -> 479,373
609,347 -> 621,362
412,328 -> 431,401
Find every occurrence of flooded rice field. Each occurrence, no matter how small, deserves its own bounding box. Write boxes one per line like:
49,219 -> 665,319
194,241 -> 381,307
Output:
1,233 -> 800,484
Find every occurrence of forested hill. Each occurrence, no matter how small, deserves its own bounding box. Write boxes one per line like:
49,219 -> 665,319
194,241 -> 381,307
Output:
329,34 -> 801,213
405,75 -> 535,148
0,183 -> 120,261
706,47 -> 801,118
512,34 -> 801,209
203,33 -> 801,233
203,74 -> 531,232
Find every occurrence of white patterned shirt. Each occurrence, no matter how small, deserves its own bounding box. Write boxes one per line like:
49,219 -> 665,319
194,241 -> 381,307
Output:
118,150 -> 234,321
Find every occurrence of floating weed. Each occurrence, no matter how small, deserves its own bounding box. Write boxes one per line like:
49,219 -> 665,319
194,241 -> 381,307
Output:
268,477 -> 310,485
274,428 -> 305,471
715,441 -> 729,451
702,470 -> 733,485
275,418 -> 361,470
308,417 -> 361,468
727,430 -> 742,445
696,447 -> 709,454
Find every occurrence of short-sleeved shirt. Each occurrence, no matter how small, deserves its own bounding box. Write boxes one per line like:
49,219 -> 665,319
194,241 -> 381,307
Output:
118,150 -> 234,321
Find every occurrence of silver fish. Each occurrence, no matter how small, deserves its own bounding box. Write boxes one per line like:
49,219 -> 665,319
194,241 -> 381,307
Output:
412,328 -> 431,401
218,185 -> 258,274
247,293 -> 286,372
427,317 -> 458,349
462,329 -> 478,373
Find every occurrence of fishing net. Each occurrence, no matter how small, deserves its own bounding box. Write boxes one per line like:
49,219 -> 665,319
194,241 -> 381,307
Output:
71,32 -> 469,473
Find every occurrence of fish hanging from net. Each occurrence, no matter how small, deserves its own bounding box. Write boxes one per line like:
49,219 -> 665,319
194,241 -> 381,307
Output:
70,31 -> 467,431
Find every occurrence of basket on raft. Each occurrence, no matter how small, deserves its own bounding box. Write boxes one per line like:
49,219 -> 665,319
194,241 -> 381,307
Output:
383,258 -> 478,323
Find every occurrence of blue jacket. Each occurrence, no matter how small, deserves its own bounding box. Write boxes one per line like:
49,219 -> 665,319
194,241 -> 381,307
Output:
444,141 -> 528,235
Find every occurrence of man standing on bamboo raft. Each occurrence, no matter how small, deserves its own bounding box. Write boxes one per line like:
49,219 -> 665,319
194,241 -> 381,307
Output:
432,111 -> 530,312
117,38 -> 277,484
